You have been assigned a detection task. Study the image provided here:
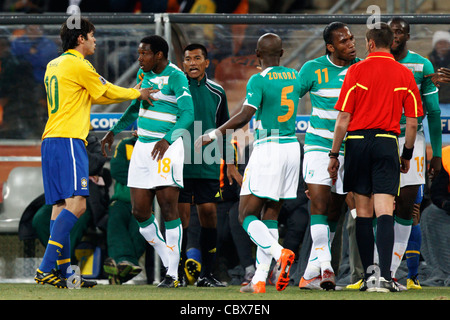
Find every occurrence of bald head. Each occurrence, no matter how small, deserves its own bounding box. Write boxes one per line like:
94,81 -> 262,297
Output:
256,33 -> 283,58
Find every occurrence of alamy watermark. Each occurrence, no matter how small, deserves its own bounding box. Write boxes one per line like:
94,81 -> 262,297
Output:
66,265 -> 82,289
172,122 -> 284,167
66,4 -> 81,30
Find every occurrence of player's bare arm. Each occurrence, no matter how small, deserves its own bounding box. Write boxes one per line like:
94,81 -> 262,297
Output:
400,116 -> 418,174
425,67 -> 450,87
328,111 -> 351,181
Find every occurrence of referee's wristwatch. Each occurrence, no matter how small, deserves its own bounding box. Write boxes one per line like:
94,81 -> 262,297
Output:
328,151 -> 340,158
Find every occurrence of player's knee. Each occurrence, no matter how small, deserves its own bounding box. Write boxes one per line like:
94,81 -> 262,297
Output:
158,201 -> 178,221
131,207 -> 149,223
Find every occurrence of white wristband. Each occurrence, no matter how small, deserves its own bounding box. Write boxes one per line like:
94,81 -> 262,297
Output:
208,130 -> 218,141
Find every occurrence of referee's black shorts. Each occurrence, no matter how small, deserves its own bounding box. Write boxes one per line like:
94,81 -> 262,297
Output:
343,129 -> 400,196
178,178 -> 222,204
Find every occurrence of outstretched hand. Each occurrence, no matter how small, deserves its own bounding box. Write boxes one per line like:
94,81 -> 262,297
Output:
134,80 -> 159,106
194,134 -> 214,153
101,131 -> 115,157
425,67 -> 450,87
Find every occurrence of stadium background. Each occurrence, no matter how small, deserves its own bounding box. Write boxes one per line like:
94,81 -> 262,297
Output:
0,0 -> 449,286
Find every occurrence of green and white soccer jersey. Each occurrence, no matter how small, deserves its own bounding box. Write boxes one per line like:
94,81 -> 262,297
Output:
397,51 -> 438,187
242,65 -> 301,200
137,62 -> 193,143
244,66 -> 301,144
299,55 -> 361,155
398,50 -> 438,138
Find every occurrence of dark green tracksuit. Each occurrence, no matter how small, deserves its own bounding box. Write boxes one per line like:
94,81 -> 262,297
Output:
183,75 -> 233,180
182,75 -> 234,278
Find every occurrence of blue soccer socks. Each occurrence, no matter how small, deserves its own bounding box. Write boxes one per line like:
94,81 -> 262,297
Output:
39,209 -> 78,273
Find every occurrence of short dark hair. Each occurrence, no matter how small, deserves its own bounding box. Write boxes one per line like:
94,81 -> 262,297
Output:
323,21 -> 348,54
387,17 -> 410,33
183,43 -> 208,59
60,17 -> 95,52
140,35 -> 169,59
366,22 -> 394,49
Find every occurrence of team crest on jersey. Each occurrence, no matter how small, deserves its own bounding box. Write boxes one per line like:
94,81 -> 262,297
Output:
81,177 -> 88,189
307,170 -> 314,178
150,76 -> 169,90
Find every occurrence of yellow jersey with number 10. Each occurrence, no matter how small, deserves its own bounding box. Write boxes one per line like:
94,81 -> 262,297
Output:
42,49 -> 125,144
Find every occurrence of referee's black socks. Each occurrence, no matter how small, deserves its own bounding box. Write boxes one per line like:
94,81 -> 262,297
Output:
355,216 -> 375,279
376,214 -> 394,280
356,215 -> 394,280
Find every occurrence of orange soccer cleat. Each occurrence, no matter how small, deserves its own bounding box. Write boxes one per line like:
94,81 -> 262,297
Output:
272,248 -> 295,291
240,281 -> 266,293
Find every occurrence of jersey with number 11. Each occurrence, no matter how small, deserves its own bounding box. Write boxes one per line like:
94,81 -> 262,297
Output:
299,55 -> 361,154
244,66 -> 301,145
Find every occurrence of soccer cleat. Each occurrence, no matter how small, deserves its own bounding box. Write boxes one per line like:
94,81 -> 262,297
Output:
272,248 -> 295,291
320,269 -> 336,291
392,278 -> 406,291
178,273 -> 188,287
79,277 -> 97,288
346,279 -> 363,290
407,275 -> 422,290
359,278 -> 369,292
185,258 -> 201,285
35,269 -> 67,288
365,276 -> 399,293
104,257 -> 121,285
157,275 -> 180,288
65,272 -> 97,288
197,274 -> 226,287
376,277 -> 400,293
298,276 -> 322,290
240,281 -> 266,293
241,268 -> 255,286
117,260 -> 142,283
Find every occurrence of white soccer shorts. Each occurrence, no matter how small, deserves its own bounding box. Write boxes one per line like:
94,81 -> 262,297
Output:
240,140 -> 300,201
127,137 -> 184,189
303,150 -> 346,195
398,131 -> 426,188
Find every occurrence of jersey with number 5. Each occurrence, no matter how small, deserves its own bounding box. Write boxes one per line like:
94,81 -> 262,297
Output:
299,55 -> 361,154
244,66 -> 301,145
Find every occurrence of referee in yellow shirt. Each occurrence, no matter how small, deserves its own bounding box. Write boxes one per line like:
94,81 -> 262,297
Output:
35,17 -> 153,288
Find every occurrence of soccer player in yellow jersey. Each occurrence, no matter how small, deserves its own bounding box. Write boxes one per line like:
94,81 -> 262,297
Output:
35,17 -> 153,288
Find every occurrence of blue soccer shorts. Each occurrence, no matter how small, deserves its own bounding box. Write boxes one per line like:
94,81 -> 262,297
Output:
41,137 -> 89,205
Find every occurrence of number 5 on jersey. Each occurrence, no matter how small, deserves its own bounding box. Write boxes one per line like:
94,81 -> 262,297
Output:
278,85 -> 295,123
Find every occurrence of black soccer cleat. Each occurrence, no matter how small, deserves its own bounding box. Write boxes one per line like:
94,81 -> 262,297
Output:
157,275 -> 179,288
196,274 -> 226,287
66,274 -> 97,288
35,269 -> 67,288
